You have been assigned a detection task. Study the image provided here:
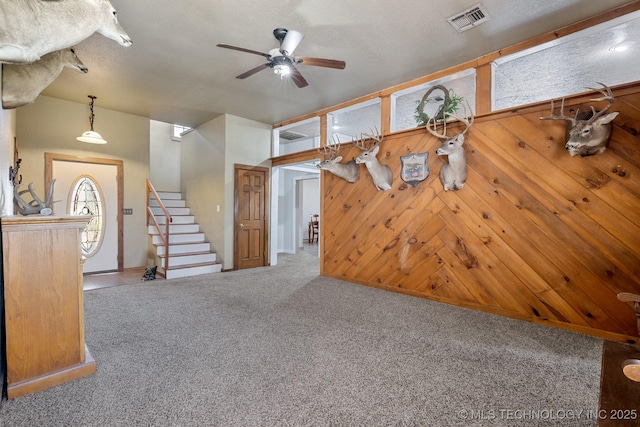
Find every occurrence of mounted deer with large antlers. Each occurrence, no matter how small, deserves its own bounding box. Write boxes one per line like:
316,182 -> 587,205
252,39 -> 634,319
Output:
354,128 -> 393,191
427,102 -> 474,191
316,137 -> 360,183
539,82 -> 619,157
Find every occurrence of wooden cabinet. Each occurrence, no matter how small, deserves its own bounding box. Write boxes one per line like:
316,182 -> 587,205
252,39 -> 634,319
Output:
2,215 -> 96,399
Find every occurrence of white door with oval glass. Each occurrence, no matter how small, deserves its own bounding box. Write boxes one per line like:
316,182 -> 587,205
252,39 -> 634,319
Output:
52,161 -> 118,273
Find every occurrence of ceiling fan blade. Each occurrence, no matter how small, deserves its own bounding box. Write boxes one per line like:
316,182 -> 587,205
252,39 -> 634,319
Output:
289,64 -> 308,88
280,30 -> 304,56
297,57 -> 346,70
217,44 -> 271,59
236,63 -> 270,79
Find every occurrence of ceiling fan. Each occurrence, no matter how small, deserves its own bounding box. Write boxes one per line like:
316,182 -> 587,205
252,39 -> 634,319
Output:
216,28 -> 346,88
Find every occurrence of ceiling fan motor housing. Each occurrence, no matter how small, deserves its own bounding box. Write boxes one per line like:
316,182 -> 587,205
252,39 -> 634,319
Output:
269,55 -> 293,66
273,28 -> 288,42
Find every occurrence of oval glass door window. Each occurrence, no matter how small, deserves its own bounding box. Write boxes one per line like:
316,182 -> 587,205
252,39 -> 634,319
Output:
69,175 -> 106,257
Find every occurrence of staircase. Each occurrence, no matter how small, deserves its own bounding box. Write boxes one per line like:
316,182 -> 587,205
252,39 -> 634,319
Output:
148,191 -> 222,279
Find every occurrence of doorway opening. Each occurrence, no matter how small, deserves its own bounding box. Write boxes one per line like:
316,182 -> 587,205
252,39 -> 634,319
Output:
270,160 -> 320,266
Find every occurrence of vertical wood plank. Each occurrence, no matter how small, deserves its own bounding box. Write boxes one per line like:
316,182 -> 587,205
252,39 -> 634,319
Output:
475,62 -> 493,115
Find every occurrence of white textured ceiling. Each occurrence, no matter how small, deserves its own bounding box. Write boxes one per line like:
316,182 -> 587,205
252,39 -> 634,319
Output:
40,0 -> 634,128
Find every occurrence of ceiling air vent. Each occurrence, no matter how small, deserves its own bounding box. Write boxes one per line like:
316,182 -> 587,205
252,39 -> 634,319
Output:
279,130 -> 308,140
447,3 -> 490,32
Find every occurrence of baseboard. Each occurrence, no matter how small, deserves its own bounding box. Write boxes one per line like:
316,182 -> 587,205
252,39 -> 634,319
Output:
7,347 -> 96,399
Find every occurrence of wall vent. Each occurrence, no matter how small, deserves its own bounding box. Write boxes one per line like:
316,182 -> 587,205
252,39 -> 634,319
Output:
279,130 -> 308,140
447,3 -> 490,32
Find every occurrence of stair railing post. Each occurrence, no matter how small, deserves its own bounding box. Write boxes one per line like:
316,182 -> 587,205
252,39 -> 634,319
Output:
165,216 -> 170,271
146,179 -> 173,273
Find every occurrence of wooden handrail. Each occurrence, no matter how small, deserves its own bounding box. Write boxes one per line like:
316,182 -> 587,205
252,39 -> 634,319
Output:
146,179 -> 173,271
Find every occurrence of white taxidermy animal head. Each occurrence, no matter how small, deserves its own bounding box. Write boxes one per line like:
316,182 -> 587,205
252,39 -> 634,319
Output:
0,0 -> 132,64
2,48 -> 88,109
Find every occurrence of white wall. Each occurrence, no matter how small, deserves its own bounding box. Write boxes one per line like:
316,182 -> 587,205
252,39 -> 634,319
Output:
150,120 -> 181,192
224,115 -> 272,268
0,112 -> 16,217
181,114 -> 271,270
278,168 -> 297,253
181,115 -> 271,270
15,95 -> 150,269
180,115 -> 226,266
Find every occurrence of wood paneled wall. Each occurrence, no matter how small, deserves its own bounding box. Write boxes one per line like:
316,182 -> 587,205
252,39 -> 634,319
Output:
320,83 -> 640,343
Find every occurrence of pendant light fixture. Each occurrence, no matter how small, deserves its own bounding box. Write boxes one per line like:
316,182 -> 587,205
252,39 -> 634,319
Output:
77,95 -> 107,144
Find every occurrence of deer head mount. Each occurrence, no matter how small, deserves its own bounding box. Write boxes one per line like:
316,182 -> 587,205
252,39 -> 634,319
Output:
316,136 -> 360,183
14,179 -> 57,216
427,101 -> 474,191
353,128 -> 393,191
539,82 -> 619,157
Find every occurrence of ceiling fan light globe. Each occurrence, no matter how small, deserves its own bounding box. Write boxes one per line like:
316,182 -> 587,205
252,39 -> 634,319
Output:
77,130 -> 108,144
273,64 -> 291,78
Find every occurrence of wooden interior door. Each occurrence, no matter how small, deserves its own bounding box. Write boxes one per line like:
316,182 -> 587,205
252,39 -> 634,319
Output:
234,164 -> 269,270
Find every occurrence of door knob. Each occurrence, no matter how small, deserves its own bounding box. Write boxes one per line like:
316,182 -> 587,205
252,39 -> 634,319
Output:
239,223 -> 245,228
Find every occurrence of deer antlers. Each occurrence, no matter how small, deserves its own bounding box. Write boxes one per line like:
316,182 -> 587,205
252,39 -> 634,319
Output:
539,82 -> 614,125
317,135 -> 342,159
352,127 -> 382,151
426,100 -> 474,140
584,82 -> 614,124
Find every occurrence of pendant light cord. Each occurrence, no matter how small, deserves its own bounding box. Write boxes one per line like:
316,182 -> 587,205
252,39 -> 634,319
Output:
88,95 -> 97,131
77,94 -> 107,144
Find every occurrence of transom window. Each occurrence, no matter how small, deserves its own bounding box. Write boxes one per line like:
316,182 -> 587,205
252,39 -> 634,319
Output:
492,10 -> 640,110
171,124 -> 193,141
69,175 -> 105,257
